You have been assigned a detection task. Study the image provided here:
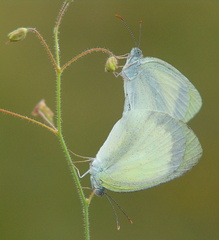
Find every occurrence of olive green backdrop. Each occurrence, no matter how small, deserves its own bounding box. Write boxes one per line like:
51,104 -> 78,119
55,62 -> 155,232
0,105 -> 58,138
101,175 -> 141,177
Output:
0,1 -> 218,240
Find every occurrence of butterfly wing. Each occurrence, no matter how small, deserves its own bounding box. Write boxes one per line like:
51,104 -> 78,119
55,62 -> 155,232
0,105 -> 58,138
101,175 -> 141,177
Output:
122,55 -> 202,122
95,110 -> 202,192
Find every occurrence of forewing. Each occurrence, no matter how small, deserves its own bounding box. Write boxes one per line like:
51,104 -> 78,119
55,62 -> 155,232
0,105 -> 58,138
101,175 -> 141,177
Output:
96,110 -> 202,192
123,57 -> 202,122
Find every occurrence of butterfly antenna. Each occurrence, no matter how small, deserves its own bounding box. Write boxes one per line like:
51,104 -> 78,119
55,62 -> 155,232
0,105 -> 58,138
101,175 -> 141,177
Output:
115,14 -> 138,47
105,193 -> 120,230
105,192 -> 133,228
138,20 -> 143,48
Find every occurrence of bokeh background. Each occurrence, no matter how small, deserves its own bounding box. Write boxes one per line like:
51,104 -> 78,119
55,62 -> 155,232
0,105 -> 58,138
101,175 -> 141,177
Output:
0,1 -> 218,240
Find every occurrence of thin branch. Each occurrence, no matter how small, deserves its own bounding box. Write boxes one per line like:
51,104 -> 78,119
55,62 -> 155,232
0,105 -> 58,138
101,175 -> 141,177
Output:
0,109 -> 58,134
28,28 -> 59,71
54,1 -> 70,33
61,48 -> 114,71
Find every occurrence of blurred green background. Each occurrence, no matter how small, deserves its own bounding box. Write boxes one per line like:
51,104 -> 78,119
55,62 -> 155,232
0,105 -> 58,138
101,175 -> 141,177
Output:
0,1 -> 218,240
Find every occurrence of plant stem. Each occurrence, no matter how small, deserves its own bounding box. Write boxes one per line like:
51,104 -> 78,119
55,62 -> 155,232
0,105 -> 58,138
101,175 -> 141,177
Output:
54,2 -> 90,239
56,70 -> 62,131
55,41 -> 91,240
58,132 -> 90,240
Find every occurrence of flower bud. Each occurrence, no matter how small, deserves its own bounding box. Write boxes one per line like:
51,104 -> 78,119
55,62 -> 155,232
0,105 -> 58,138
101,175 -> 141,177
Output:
8,28 -> 28,43
105,56 -> 118,72
32,99 -> 54,124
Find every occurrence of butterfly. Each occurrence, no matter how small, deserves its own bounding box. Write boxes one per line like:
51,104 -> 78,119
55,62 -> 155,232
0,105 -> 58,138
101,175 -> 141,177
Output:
89,110 -> 202,196
120,47 -> 202,123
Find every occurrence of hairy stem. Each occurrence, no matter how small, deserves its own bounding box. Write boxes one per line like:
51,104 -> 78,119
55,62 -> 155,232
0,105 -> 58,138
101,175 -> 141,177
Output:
57,132 -> 90,239
54,1 -> 70,34
54,2 -> 90,239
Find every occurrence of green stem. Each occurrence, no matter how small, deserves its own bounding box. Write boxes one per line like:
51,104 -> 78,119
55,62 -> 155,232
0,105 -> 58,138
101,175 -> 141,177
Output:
55,53 -> 90,240
58,132 -> 90,240
56,71 -> 62,131
54,2 -> 90,239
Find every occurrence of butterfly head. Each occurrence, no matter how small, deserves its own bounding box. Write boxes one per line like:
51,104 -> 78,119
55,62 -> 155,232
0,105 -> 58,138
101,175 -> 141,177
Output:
126,47 -> 143,65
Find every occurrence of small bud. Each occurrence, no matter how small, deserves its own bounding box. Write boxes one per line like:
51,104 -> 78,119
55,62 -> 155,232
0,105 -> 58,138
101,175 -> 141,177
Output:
32,99 -> 54,124
105,56 -> 118,72
7,28 -> 28,43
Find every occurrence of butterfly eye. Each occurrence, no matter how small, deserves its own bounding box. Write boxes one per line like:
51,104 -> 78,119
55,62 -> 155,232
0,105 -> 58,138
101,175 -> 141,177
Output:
134,48 -> 142,57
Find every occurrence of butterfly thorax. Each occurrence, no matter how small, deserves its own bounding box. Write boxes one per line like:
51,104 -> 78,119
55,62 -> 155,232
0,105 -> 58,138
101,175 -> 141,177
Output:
122,48 -> 143,81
